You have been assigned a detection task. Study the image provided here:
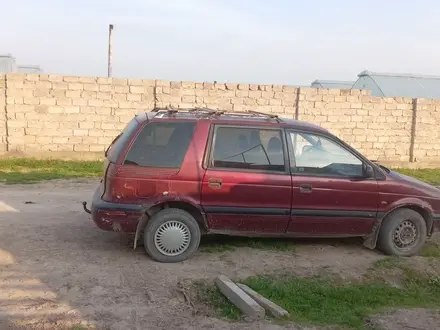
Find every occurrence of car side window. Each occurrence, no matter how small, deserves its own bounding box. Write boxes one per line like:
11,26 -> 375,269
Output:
289,131 -> 363,177
210,126 -> 286,172
125,121 -> 196,168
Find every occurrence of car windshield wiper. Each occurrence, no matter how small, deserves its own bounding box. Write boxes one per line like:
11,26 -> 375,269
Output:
379,164 -> 390,173
370,160 -> 390,173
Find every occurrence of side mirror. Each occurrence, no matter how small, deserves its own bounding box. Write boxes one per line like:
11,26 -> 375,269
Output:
364,164 -> 374,178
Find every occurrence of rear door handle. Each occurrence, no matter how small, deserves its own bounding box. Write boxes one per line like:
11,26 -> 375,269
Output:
208,177 -> 223,189
299,184 -> 313,194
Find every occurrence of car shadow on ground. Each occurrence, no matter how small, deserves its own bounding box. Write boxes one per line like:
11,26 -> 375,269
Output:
199,234 -> 365,252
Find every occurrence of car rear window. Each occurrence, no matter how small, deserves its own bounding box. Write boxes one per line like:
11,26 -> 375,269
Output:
124,121 -> 196,168
106,117 -> 139,163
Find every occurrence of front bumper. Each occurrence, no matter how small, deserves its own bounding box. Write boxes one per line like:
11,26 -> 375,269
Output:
83,188 -> 144,233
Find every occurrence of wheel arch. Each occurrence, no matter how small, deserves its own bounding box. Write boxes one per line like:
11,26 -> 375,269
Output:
133,199 -> 207,249
363,203 -> 433,250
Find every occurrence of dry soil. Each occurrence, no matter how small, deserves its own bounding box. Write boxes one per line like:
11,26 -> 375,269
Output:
0,180 -> 439,330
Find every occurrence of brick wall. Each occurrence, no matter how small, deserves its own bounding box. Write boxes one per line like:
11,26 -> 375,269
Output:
155,81 -> 297,116
4,74 -> 154,154
0,73 -> 439,166
298,90 -> 414,162
413,99 -> 440,163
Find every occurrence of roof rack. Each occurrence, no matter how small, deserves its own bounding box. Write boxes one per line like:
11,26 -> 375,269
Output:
151,106 -> 178,114
151,106 -> 224,118
149,107 -> 284,122
246,110 -> 284,123
188,107 -> 225,116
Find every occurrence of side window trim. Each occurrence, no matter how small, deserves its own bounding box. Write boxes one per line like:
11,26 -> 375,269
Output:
203,123 -> 215,169
281,128 -> 292,173
207,124 -> 289,174
287,129 -> 365,178
283,128 -> 295,170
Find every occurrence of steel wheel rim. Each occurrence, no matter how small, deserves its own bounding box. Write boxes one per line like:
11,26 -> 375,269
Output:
393,220 -> 418,250
154,221 -> 191,256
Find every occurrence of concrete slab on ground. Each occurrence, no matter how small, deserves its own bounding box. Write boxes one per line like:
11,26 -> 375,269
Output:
215,275 -> 265,320
237,283 -> 289,318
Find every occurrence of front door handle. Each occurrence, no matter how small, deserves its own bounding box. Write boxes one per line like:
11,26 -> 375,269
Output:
299,184 -> 312,194
208,178 -> 223,190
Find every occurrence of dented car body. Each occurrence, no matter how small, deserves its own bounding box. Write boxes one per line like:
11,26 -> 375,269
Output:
83,108 -> 440,262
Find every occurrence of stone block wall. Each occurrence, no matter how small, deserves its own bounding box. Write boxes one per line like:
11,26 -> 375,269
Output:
298,89 -> 414,162
155,80 -> 298,116
0,73 -> 439,166
414,99 -> 440,163
5,74 -> 154,153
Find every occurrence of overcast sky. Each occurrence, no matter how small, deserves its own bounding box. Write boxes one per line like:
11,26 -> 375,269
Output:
1,0 -> 439,85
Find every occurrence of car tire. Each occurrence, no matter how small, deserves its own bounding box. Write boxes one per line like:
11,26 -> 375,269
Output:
143,208 -> 201,263
378,208 -> 427,257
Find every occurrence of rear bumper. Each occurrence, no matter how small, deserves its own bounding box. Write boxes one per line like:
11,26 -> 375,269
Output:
87,188 -> 144,233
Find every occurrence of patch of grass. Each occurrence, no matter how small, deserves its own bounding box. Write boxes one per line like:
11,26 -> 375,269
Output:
369,256 -> 402,270
365,256 -> 421,283
0,158 -> 103,184
199,235 -> 296,253
196,281 -> 243,321
198,269 -> 440,330
70,326 -> 88,330
421,241 -> 440,258
394,168 -> 440,186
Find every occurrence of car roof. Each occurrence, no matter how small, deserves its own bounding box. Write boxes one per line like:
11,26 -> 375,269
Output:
134,108 -> 329,134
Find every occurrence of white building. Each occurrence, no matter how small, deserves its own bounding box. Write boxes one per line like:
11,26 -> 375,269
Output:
0,54 -> 42,73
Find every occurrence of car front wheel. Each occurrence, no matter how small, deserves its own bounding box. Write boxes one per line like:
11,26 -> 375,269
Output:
143,208 -> 201,263
378,208 -> 427,257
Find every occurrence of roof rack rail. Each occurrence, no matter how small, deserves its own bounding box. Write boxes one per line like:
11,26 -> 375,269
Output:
150,107 -> 284,122
151,106 -> 178,114
246,110 -> 284,123
151,106 -> 225,117
188,107 -> 225,116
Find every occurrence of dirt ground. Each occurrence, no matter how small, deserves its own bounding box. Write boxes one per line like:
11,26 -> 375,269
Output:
0,180 -> 439,330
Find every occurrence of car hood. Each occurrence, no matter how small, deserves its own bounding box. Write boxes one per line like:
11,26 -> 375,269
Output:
387,170 -> 440,198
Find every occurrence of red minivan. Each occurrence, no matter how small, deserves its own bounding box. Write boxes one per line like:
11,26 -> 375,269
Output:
83,108 -> 440,263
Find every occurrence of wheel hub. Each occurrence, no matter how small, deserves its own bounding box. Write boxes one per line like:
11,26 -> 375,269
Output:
154,221 -> 191,256
393,220 -> 417,249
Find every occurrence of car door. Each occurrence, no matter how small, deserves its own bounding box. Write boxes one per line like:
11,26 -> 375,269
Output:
201,124 -> 293,233
286,130 -> 379,236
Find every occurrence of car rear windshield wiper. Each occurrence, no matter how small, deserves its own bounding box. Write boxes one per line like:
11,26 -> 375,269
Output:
124,159 -> 139,166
